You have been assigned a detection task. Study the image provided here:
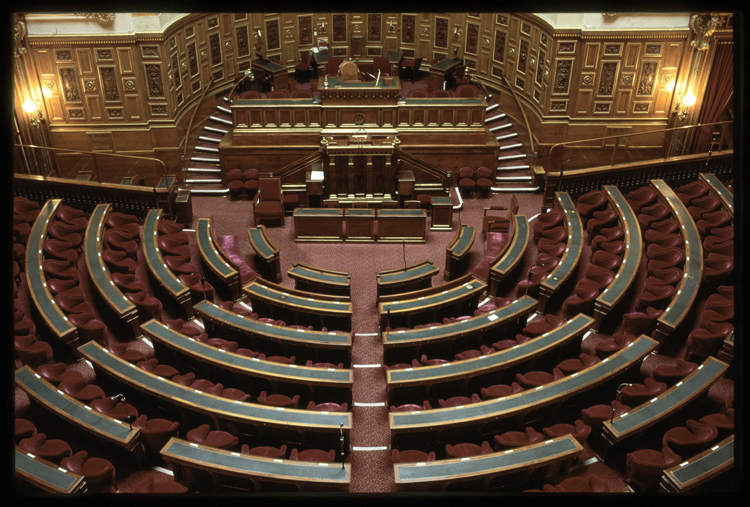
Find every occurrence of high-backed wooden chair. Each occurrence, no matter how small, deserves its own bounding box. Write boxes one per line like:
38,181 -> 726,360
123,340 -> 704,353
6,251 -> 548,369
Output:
483,194 -> 518,234
253,178 -> 285,227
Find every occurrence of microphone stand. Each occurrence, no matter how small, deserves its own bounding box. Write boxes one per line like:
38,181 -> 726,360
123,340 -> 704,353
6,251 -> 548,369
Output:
402,239 -> 407,270
611,383 -> 633,423
113,394 -> 132,430
339,423 -> 345,469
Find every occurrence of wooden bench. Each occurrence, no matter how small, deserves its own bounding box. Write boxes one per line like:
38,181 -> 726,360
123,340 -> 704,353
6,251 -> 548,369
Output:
196,217 -> 241,300
444,224 -> 476,281
247,225 -> 281,282
287,262 -> 352,297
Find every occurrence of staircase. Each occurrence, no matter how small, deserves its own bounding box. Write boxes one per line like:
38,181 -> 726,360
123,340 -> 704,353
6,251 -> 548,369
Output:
484,101 -> 540,193
183,96 -> 233,195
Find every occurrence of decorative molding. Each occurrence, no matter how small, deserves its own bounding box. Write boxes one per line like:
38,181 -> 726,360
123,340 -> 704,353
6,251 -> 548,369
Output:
145,64 -> 164,98
333,14 -> 347,42
368,13 -> 381,41
597,61 -> 618,96
209,33 -> 221,66
553,59 -> 572,94
637,61 -> 658,96
60,68 -> 81,102
266,19 -> 280,50
466,23 -> 479,54
435,18 -> 448,48
56,49 -> 73,61
100,67 -> 120,101
690,13 -> 722,51
74,13 -> 115,24
236,26 -> 249,56
96,48 -> 114,61
188,43 -> 198,76
494,30 -> 506,63
518,39 -> 529,73
536,49 -> 546,85
402,14 -> 415,44
299,15 -> 312,46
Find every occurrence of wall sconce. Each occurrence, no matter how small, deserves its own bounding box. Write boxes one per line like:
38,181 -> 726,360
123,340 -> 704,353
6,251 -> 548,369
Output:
316,21 -> 327,35
23,99 -> 43,127
387,20 -> 398,33
674,92 -> 696,121
254,29 -> 262,40
453,27 -> 461,41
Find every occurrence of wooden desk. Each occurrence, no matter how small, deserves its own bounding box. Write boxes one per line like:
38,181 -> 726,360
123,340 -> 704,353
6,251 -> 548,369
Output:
660,435 -> 734,492
196,217 -> 240,300
593,186 -> 642,332
15,366 -> 140,451
602,356 -> 728,447
700,172 -> 734,216
394,435 -> 582,490
15,448 -> 86,493
397,170 -> 415,198
318,76 -> 402,104
386,50 -> 404,67
287,262 -> 352,297
430,196 -> 454,230
344,208 -> 376,242
254,59 -> 289,92
444,224 -> 476,281
161,437 -> 350,492
86,204 -> 140,338
377,208 -> 426,242
247,225 -> 281,282
389,335 -> 657,435
379,274 -> 486,330
489,215 -> 529,296
650,180 -> 704,341
305,170 -> 324,208
24,199 -> 79,355
376,260 -> 439,301
78,341 -> 352,433
539,192 -> 584,313
293,208 -> 343,242
142,209 -> 192,317
428,58 -> 462,91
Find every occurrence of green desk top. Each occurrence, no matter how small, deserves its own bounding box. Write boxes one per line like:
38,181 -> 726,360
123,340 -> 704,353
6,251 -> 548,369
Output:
248,227 -> 278,260
143,210 -> 189,297
15,366 -> 137,445
430,58 -> 463,72
344,208 -> 376,216
431,196 -> 454,205
377,208 -> 427,217
86,204 -> 135,315
385,50 -> 403,63
162,438 -> 350,485
491,215 -> 529,276
78,341 -> 352,430
448,225 -> 476,258
15,448 -> 84,493
378,261 -> 438,285
390,335 -> 657,432
25,199 -> 76,340
652,180 -> 703,331
254,60 -> 285,72
383,296 -> 537,347
379,278 -> 486,315
542,192 -> 583,292
197,218 -> 237,279
294,208 -> 343,216
157,176 -> 175,189
387,313 -> 593,387
596,187 -> 642,308
141,319 -> 352,386
605,356 -> 727,439
395,435 -> 581,484
666,435 -> 734,489
701,173 -> 734,214
288,264 -> 351,286
194,300 -> 352,348
244,281 -> 352,315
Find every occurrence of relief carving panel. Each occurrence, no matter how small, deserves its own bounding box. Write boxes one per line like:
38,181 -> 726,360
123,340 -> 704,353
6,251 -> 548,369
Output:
145,64 -> 164,98
494,30 -> 506,63
466,23 -> 479,54
333,14 -> 347,42
100,67 -> 120,101
435,18 -> 448,49
553,59 -> 572,94
236,26 -> 249,57
299,16 -> 312,45
59,68 -> 81,103
402,14 -> 415,44
597,61 -> 618,96
637,61 -> 658,96
266,19 -> 280,50
368,13 -> 381,41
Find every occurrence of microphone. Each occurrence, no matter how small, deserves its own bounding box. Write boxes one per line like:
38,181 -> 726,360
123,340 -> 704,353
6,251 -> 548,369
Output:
364,72 -> 376,80
112,394 -> 127,404
202,276 -> 207,301
339,423 -> 345,469
523,268 -> 533,298
611,383 -> 633,422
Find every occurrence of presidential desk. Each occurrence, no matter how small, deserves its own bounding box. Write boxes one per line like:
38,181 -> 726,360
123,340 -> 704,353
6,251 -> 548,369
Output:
161,437 -> 350,492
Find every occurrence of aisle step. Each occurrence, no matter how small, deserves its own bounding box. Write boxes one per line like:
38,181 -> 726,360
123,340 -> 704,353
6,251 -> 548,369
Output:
205,125 -> 230,135
496,163 -> 531,171
195,143 -> 220,154
217,105 -> 232,115
496,175 -> 533,183
486,103 -> 500,113
188,166 -> 222,174
498,153 -> 527,162
499,142 -> 524,151
199,133 -> 224,144
489,123 -> 512,132
496,132 -> 518,141
191,155 -> 221,164
186,178 -> 223,185
485,113 -> 507,123
209,113 -> 233,126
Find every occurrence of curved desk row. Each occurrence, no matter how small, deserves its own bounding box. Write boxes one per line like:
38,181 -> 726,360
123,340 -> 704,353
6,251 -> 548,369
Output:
386,313 -> 594,391
389,335 -> 658,435
86,203 -> 139,338
243,279 -> 352,330
15,365 -> 140,451
141,319 -> 353,389
650,179 -> 703,341
196,217 -> 240,301
25,199 -> 79,354
287,262 -> 351,297
488,214 -> 530,297
376,260 -> 440,302
15,447 -> 86,493
394,435 -> 582,490
700,172 -> 733,216
444,224 -> 476,281
661,434 -> 734,492
247,225 -> 281,283
593,186 -> 642,332
379,274 -> 486,330
193,300 -> 352,350
142,209 -> 193,318
78,341 -> 352,434
161,437 -> 350,492
602,356 -> 728,447
382,295 -> 538,349
539,192 -> 584,313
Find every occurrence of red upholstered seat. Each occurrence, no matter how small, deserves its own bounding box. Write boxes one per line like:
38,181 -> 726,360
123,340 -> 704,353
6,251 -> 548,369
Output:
101,248 -> 137,274
15,334 -> 54,368
18,433 -> 73,464
581,400 -> 631,433
480,382 -> 523,400
458,166 -> 476,197
703,252 -> 734,284
164,254 -> 200,275
652,359 -> 698,384
290,448 -> 336,462
644,219 -> 679,243
591,250 -> 622,271
454,345 -> 493,361
533,210 -> 564,237
494,426 -> 544,449
675,180 -> 709,204
438,394 -> 481,407
136,358 -> 179,379
68,313 -> 108,342
103,228 -> 138,258
635,284 -> 677,311
620,378 -> 667,405
392,449 -> 436,463
535,254 -> 560,272
576,190 -> 609,217
537,239 -> 566,257
696,210 -> 732,236
257,391 -> 300,408
226,168 -> 244,196
89,396 -> 138,420
107,342 -> 147,363
219,388 -> 251,401
662,420 -> 718,455
445,441 -> 493,458
595,333 -> 636,356
157,236 -> 192,257
556,353 -> 600,374
35,362 -> 86,384
187,424 -> 239,450
43,258 -> 80,282
133,477 -> 188,493
586,208 -> 618,237
455,84 -> 479,97
523,314 -> 566,337
61,451 -> 116,493
515,265 -> 550,298
626,186 -> 658,213
265,355 -> 295,364
125,291 -> 163,319
47,221 -> 83,249
542,419 -> 592,445
515,368 -> 564,388
15,418 -> 37,442
253,178 -> 285,227
56,206 -> 88,230
475,166 -> 494,197
686,321 -> 733,359
57,379 -> 105,402
172,372 -> 196,386
646,247 -> 686,275
206,337 -> 239,352
649,267 -> 684,286
243,169 -> 260,195
492,334 -> 530,351
623,307 -> 663,336
539,225 -> 567,243
562,287 -> 599,317
305,360 -> 344,369
637,202 -> 671,229
544,475 -> 609,492
306,401 -> 348,412
157,219 -> 184,236
390,401 -> 432,412
43,238 -> 78,264
699,408 -> 734,435
241,444 -> 287,458
687,195 -> 722,219
591,225 -> 625,250
132,414 -> 180,456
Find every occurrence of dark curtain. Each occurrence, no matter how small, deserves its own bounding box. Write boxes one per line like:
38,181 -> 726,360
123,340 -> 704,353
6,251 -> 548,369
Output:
693,43 -> 734,152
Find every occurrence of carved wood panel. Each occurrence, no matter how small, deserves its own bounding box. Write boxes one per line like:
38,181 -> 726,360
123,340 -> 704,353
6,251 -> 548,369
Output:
368,13 -> 381,42
466,23 -> 479,55
266,19 -> 280,50
333,14 -> 347,42
494,30 -> 506,63
298,15 -> 313,46
435,18 -> 448,49
402,14 -> 415,44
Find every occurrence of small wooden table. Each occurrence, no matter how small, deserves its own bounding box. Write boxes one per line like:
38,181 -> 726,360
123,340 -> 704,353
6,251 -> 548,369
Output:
254,59 -> 289,91
377,208 -> 426,243
428,58 -> 462,91
344,208 -> 376,242
293,208 -> 344,242
430,195 -> 454,230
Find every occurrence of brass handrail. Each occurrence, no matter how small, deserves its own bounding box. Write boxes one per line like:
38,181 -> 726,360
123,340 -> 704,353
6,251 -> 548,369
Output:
180,76 -> 217,159
15,143 -> 168,181
501,75 -> 537,156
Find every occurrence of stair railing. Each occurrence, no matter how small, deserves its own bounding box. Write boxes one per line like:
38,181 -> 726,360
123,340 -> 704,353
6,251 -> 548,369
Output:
180,76 -> 217,160
501,75 -> 537,163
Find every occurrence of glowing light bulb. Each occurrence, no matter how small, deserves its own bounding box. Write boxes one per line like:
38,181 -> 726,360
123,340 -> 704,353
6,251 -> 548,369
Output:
682,93 -> 696,107
23,100 -> 36,113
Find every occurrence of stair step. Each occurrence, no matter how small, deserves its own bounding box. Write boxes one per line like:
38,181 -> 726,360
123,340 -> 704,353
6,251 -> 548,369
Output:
499,142 -> 524,151
486,103 -> 500,113
188,166 -> 222,174
496,164 -> 531,172
485,113 -> 507,123
205,125 -> 230,135
209,114 -> 233,126
195,143 -> 220,154
180,187 -> 230,195
199,133 -> 224,144
496,175 -> 533,183
191,155 -> 221,164
496,132 -> 518,141
489,123 -> 512,132
492,185 -> 541,193
498,153 -> 527,162
185,178 -> 223,185
217,105 -> 232,115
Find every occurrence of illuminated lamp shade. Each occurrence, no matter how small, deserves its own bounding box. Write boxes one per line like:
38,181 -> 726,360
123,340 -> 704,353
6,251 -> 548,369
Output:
23,100 -> 37,113
682,93 -> 696,107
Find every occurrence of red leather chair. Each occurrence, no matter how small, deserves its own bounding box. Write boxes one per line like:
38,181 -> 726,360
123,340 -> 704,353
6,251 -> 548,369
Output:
136,358 -> 179,379
125,291 -> 163,319
164,318 -> 204,337
306,401 -> 348,412
634,284 -> 676,311
243,169 -> 260,197
687,195 -> 722,219
390,401 -> 432,412
186,424 -> 239,450
591,225 -> 625,250
103,228 -> 138,258
392,449 -> 436,462
107,213 -> 140,239
537,239 -> 566,257
55,206 -> 88,231
15,418 -> 38,442
107,342 -> 148,363
43,239 -> 78,264
533,210 -> 564,238
696,210 -> 732,236
216,387 -> 250,401
206,337 -> 239,352
305,360 -> 344,369
458,167 -> 476,197
542,419 -> 592,445
562,286 -> 599,317
45,278 -> 77,296
178,273 -> 215,302
600,240 -> 626,257
515,368 -> 564,388
662,420 -> 718,456
61,451 -> 116,493
556,353 -> 600,374
706,290 -> 733,312
702,253 -> 734,284
576,190 -> 608,218
454,345 -> 493,361
704,238 -> 733,257
626,186 -> 658,213
438,394 -> 481,407
686,322 -> 733,359
494,426 -> 544,449
36,362 -> 86,384
290,448 -> 336,462
626,446 -> 682,491
644,219 -> 679,243
48,221 -> 83,249
445,441 -> 493,458
111,272 -> 148,294
264,355 -> 295,364
542,475 -> 609,492
18,433 -> 72,464
591,250 -> 622,271
649,233 -> 683,250
515,265 -> 550,298
14,195 -> 41,218
585,264 -> 616,289
158,219 -> 184,236
492,333 -> 530,351
475,166 -> 494,197
157,236 -> 192,257
455,84 -> 479,97
581,400 -> 631,433
407,89 -> 429,98
675,180 -> 709,204
237,348 -> 263,358
58,379 -> 106,402
291,89 -> 314,98
637,202 -> 671,230
101,249 -> 137,274
649,267 -> 684,286
14,318 -> 36,337
523,314 -> 566,337
652,359 -> 698,384
132,415 -> 180,457
623,307 -> 663,336
257,391 -> 300,408
539,225 -> 567,243
595,333 -> 636,357
53,288 -> 92,314
15,335 -> 54,368
89,396 -> 138,421
171,372 -> 197,386
646,247 -> 686,275
700,308 -> 734,326
133,477 -> 188,493
699,408 -> 734,437
253,178 -> 285,228
705,224 -> 733,241
586,208 -> 618,237
480,382 -> 523,400
68,312 -> 108,342
535,254 -> 560,272
619,378 -> 667,405
43,258 -> 80,283
226,168 -> 244,199
241,444 -> 287,458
